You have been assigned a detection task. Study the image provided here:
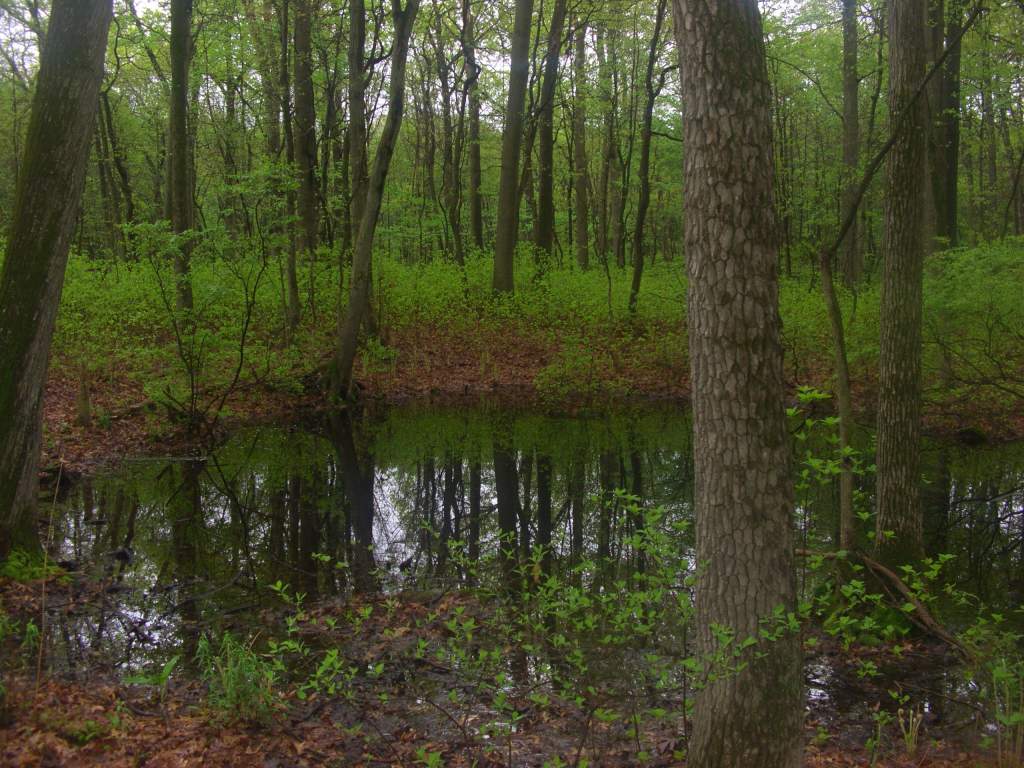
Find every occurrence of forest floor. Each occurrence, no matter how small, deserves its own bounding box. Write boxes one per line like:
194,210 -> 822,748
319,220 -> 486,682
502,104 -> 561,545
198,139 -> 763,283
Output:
39,320 -> 1024,476
0,576 -> 1004,768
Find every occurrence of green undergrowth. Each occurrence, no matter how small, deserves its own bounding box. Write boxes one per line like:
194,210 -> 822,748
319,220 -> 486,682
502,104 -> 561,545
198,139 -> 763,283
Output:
45,237 -> 1024,417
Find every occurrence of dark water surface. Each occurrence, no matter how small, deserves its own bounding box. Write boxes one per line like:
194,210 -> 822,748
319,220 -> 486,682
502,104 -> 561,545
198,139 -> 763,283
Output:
38,404 -> 1024,750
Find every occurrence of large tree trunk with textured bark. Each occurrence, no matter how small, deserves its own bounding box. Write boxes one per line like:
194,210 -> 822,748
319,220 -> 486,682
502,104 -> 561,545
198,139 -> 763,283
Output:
671,1 -> 804,765
0,0 -> 113,557
491,0 -> 533,292
876,0 -> 928,567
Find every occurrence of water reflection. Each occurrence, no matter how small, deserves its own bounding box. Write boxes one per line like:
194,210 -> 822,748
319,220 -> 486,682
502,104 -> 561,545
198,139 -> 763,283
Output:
39,406 -> 1024,727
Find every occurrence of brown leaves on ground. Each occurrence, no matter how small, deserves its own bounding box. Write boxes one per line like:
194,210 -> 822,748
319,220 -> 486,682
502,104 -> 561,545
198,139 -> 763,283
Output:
38,320 -> 1023,478
0,585 -> 1003,768
0,674 -> 1000,768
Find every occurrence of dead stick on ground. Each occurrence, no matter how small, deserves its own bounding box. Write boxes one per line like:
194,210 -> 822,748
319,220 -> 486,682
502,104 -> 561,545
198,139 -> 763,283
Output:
857,553 -> 971,661
795,548 -> 973,661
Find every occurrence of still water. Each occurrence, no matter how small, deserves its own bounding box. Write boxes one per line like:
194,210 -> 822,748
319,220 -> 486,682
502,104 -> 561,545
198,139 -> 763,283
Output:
38,404 -> 1024,751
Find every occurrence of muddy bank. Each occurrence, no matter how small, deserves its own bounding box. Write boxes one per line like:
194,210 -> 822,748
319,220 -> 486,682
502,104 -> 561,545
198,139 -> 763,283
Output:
40,328 -> 1023,476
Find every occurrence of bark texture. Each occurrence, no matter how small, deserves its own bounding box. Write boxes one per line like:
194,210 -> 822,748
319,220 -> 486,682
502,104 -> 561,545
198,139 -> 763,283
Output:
876,0 -> 928,567
671,0 -> 804,765
0,0 -> 113,556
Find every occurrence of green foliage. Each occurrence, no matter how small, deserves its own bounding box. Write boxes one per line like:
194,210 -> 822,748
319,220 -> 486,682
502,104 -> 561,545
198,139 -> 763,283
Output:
0,550 -> 64,582
196,633 -> 279,723
38,711 -> 123,747
124,655 -> 180,705
963,611 -> 1024,767
45,237 -> 1024,424
924,239 -> 1024,405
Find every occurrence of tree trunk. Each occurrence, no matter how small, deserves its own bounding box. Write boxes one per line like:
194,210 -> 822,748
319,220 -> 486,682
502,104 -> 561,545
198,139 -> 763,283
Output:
492,0 -> 534,293
841,0 -> 861,286
348,0 -> 369,240
468,459 -> 481,576
95,122 -> 124,260
278,0 -> 301,333
293,0 -> 318,308
671,1 -> 804,765
493,441 -> 520,590
938,0 -> 964,246
333,0 -> 419,398
0,0 -> 113,557
535,0 -> 568,265
628,0 -> 668,313
462,0 -> 484,251
573,23 -> 589,269
330,412 -> 378,593
431,9 -> 471,267
594,29 -> 617,266
569,457 -> 584,573
876,0 -> 928,568
536,453 -> 552,577
101,92 -> 135,233
170,0 -> 194,312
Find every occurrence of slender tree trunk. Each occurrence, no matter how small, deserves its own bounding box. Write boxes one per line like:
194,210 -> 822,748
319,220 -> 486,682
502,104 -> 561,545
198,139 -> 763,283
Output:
333,0 -> 419,398
573,23 -> 589,269
170,0 -> 194,312
939,0 -> 964,246
492,0 -> 534,292
841,0 -> 861,286
101,93 -> 135,232
628,0 -> 668,313
348,0 -> 369,241
536,0 -> 568,265
462,0 -> 484,251
279,0 -> 301,333
468,459 -> 481,577
0,0 -> 113,556
536,453 -> 552,577
246,0 -> 286,295
493,441 -> 521,590
595,28 -> 614,265
819,252 -> 856,552
432,11 -> 471,267
672,0 -> 804,765
294,0 -> 318,308
876,0 -> 928,567
95,122 -> 124,260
